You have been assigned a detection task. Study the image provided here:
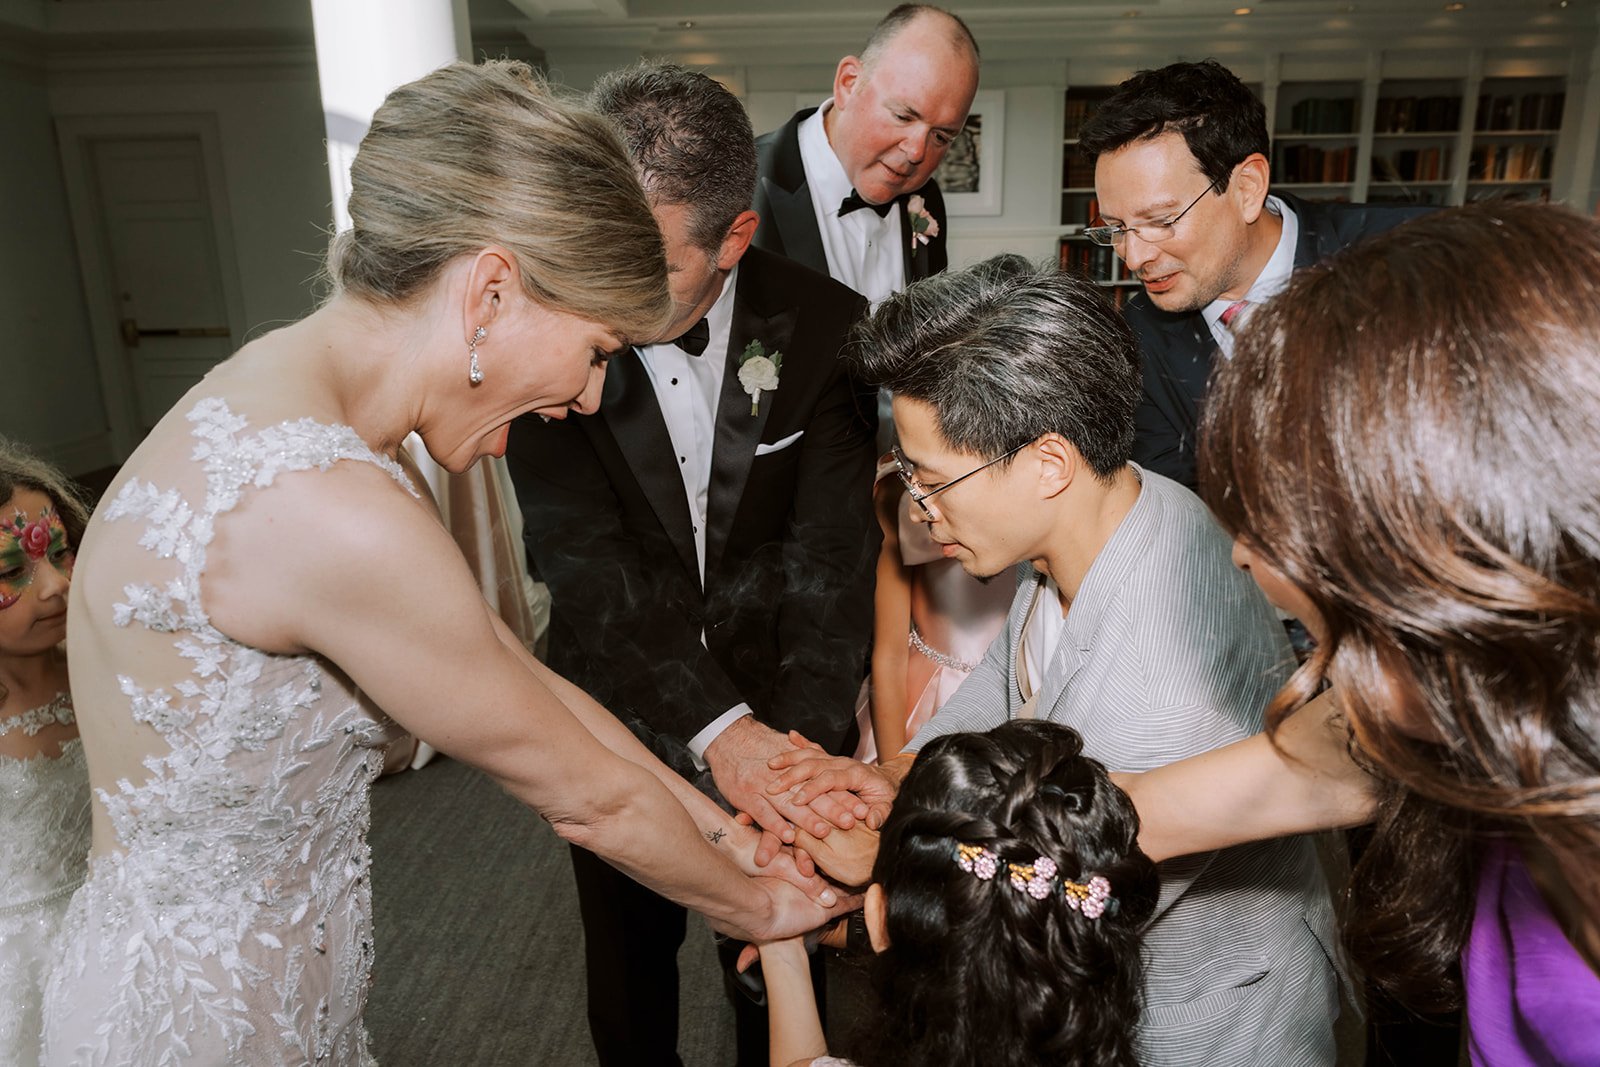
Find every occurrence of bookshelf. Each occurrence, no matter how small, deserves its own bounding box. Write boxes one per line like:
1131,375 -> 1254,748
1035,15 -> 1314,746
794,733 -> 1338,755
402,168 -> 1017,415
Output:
1467,76 -> 1563,203
1060,85 -> 1137,307
1272,80 -> 1361,201
1368,78 -> 1464,207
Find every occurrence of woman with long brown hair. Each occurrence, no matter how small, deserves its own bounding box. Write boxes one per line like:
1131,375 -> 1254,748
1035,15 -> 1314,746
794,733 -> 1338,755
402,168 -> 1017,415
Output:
1121,199 -> 1599,1063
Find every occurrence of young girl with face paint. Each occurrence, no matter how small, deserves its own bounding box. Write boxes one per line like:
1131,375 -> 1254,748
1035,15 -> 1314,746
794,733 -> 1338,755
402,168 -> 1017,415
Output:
0,438 -> 92,1066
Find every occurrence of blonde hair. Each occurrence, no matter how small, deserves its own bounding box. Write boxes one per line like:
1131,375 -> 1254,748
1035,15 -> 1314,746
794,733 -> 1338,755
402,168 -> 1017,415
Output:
327,59 -> 673,343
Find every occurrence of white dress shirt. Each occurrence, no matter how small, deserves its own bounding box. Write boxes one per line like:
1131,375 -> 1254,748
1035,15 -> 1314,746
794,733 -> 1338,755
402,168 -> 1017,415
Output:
1201,194 -> 1299,359
634,265 -> 754,765
797,100 -> 907,308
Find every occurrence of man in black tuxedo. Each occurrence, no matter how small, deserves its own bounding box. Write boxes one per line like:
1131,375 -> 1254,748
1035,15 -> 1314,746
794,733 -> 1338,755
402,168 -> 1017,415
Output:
753,3 -> 980,305
505,63 -> 877,1067
1078,59 -> 1431,490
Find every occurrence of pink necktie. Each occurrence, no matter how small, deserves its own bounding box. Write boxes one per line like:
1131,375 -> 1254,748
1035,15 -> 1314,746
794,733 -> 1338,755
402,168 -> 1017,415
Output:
1219,300 -> 1249,329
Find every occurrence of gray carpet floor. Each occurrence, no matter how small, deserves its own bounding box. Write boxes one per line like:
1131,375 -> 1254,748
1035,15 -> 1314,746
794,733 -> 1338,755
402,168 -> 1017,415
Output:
366,756 -> 738,1066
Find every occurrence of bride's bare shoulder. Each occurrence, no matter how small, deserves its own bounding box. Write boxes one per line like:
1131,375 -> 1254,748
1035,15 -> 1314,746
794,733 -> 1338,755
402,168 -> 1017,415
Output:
201,451 -> 443,654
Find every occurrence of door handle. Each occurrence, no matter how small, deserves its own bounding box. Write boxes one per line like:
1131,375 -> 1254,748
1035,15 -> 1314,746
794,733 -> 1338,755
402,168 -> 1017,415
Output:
120,318 -> 230,348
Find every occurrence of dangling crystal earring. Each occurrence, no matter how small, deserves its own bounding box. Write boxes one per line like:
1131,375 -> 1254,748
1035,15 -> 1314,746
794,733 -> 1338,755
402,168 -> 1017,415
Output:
468,326 -> 487,385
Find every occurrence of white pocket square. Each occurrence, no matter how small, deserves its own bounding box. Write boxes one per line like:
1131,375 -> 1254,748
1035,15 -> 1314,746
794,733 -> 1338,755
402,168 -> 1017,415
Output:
754,430 -> 805,456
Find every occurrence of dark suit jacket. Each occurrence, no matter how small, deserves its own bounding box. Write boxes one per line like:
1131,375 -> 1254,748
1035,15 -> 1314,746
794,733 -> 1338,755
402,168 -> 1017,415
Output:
505,246 -> 879,773
1127,192 -> 1433,489
753,107 -> 948,286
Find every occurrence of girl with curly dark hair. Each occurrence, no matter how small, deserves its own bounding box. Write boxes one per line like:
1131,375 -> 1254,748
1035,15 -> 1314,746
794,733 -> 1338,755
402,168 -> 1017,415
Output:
1121,200 -> 1600,1063
759,719 -> 1158,1067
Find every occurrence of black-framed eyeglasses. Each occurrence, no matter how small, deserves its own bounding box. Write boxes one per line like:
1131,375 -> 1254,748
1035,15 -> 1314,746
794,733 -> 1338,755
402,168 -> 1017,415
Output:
1083,181 -> 1220,247
892,440 -> 1032,521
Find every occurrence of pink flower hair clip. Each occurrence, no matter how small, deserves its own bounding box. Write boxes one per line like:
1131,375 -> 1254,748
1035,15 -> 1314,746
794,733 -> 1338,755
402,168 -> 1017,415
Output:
952,842 -> 1117,918
1063,875 -> 1114,919
955,842 -> 1000,880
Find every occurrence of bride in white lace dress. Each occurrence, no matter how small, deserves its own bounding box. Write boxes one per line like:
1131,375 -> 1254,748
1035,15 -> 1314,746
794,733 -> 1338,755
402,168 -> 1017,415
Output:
0,446 -> 92,1066
41,61 -> 845,1067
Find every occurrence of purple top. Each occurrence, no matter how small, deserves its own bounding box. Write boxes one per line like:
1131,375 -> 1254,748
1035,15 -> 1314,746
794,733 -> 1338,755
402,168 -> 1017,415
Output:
1464,839 -> 1600,1066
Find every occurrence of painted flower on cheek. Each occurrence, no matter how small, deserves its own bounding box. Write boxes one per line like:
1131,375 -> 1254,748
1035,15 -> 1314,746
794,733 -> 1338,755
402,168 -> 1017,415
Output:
20,520 -> 49,560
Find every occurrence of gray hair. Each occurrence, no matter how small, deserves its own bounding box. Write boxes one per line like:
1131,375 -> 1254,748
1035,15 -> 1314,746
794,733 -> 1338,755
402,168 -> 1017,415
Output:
589,62 -> 756,254
860,4 -> 980,69
849,256 -> 1140,479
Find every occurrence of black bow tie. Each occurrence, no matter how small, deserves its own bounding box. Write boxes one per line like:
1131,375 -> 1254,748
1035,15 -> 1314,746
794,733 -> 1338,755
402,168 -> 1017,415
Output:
838,189 -> 895,218
671,317 -> 710,357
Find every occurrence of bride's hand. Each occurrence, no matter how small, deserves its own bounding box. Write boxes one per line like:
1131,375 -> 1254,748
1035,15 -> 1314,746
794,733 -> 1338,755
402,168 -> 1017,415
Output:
711,877 -> 861,944
723,814 -> 831,903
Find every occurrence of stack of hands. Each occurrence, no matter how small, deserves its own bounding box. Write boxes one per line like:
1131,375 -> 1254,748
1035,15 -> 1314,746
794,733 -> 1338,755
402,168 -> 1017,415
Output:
702,717 -> 909,941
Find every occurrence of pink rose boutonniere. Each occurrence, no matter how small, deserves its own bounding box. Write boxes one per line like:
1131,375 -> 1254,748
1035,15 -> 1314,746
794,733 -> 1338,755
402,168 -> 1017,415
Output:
908,194 -> 940,249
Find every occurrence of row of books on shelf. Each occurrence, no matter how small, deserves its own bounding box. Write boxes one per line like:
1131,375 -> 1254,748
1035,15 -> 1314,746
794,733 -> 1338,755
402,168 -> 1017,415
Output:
1063,154 -> 1096,190
1373,148 -> 1447,183
1284,96 -> 1357,135
1063,95 -> 1106,140
1276,144 -> 1356,184
1375,95 -> 1460,134
1468,144 -> 1552,182
1477,92 -> 1564,132
1058,240 -> 1117,284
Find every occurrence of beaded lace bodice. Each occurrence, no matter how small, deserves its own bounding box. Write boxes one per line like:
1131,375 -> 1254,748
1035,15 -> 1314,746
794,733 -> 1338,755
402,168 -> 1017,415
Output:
1,692 -> 89,1067
42,398 -> 413,1067
1,693 -> 87,907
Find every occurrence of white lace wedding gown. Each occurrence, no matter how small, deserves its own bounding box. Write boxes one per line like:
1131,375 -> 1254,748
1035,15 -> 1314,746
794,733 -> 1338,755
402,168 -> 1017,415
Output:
0,693 -> 90,1066
42,399 -> 409,1066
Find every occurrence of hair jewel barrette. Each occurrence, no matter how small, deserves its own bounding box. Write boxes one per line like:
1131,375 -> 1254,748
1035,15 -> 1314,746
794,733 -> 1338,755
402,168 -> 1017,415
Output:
1062,874 -> 1114,919
952,842 -> 1116,919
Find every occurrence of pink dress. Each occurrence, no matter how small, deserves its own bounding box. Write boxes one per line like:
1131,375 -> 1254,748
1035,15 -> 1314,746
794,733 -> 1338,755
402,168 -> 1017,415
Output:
854,478 -> 1012,763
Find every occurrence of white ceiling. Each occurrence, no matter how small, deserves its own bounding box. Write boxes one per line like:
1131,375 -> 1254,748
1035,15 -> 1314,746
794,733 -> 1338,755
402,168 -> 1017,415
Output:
1,0 -> 1588,66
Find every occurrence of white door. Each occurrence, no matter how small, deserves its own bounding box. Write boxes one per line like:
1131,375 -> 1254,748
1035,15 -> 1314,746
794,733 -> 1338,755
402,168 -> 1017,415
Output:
57,116 -> 246,458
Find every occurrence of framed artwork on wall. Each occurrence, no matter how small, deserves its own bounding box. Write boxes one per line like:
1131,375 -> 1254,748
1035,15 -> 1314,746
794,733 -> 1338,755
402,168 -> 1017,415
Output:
936,89 -> 1004,216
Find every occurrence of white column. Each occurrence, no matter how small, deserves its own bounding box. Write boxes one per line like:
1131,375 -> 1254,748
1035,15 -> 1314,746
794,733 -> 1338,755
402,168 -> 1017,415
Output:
309,0 -> 470,231
308,1 -> 549,772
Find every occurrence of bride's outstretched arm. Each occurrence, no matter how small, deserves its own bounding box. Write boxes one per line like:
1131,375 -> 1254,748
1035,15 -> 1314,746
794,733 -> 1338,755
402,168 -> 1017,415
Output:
1114,688 -> 1378,863
484,611 -> 830,892
205,462 -> 846,941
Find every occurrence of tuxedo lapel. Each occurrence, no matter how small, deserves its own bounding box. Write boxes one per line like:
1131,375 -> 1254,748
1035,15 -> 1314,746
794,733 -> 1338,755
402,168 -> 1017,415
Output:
760,176 -> 829,277
706,274 -> 798,575
600,350 -> 699,578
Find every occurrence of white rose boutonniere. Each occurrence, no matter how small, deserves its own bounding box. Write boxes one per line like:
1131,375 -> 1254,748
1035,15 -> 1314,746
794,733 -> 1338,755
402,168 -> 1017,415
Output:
738,339 -> 782,416
908,194 -> 940,249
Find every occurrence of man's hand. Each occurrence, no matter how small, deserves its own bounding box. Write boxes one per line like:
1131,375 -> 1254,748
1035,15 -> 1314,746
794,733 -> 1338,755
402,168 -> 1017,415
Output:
706,715 -> 864,844
765,743 -> 909,830
794,824 -> 879,888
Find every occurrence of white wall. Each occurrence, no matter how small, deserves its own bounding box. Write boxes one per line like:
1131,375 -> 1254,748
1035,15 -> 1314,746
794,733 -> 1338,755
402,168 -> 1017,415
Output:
7,54 -> 333,472
0,56 -> 106,471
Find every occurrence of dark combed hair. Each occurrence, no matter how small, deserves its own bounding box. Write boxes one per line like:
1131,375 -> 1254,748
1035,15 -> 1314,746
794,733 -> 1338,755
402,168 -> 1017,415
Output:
1199,200 -> 1600,1010
848,255 -> 1140,479
1077,59 -> 1268,191
0,437 -> 91,556
860,3 -> 980,65
840,720 -> 1158,1067
589,62 -> 756,254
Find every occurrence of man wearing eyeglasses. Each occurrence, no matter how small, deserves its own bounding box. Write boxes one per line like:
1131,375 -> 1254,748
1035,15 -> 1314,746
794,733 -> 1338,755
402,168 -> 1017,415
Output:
770,257 -> 1345,1066
1079,59 -> 1429,490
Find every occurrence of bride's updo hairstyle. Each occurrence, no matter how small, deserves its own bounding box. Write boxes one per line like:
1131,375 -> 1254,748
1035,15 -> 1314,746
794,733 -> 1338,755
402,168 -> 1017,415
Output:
850,720 -> 1158,1067
327,59 -> 673,343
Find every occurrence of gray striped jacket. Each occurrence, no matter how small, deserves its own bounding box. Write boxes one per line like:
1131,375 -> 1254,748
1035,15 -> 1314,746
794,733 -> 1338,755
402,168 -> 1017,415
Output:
907,466 -> 1344,1066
